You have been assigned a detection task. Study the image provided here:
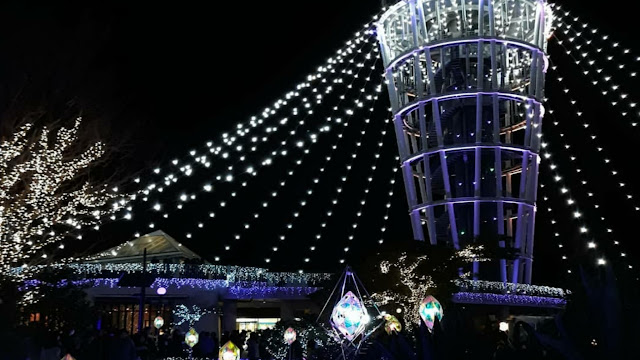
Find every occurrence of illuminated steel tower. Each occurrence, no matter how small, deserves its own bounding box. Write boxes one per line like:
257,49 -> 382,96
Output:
377,0 -> 551,284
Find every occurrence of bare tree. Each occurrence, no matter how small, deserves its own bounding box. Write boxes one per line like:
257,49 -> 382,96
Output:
0,117 -> 130,269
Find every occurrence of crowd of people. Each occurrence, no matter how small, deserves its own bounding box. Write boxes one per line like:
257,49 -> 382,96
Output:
0,326 -> 290,360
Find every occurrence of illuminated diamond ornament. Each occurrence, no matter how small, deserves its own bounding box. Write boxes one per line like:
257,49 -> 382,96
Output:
284,327 -> 297,345
185,328 -> 199,348
219,341 -> 240,360
419,295 -> 443,331
60,355 -> 76,360
154,316 -> 164,329
331,291 -> 369,341
383,314 -> 402,334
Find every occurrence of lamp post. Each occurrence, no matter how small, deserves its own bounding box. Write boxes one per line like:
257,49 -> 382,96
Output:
138,248 -> 147,332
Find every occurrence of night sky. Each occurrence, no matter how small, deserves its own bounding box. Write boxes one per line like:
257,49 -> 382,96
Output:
0,0 -> 638,287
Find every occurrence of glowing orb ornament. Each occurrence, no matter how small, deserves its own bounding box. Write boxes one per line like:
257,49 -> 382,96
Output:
184,328 -> 199,348
219,341 -> 240,360
383,314 -> 402,334
499,321 -> 509,332
419,295 -> 443,331
154,316 -> 164,329
330,291 -> 368,341
284,327 -> 297,345
156,287 -> 167,295
60,354 -> 76,360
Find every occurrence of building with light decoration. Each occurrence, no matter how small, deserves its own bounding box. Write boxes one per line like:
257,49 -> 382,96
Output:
42,230 -> 331,336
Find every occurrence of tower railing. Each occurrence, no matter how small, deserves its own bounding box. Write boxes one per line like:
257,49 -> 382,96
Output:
377,0 -> 551,284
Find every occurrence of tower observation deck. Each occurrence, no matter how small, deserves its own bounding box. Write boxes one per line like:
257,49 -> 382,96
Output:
377,0 -> 552,284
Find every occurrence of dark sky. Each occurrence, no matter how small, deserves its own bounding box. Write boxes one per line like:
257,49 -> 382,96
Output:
0,0 -> 638,287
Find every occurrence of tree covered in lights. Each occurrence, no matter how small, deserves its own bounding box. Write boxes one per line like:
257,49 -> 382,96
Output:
264,316 -> 340,359
0,118 -> 127,268
361,239 -> 495,332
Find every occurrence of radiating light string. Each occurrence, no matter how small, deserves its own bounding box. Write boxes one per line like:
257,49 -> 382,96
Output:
139,34 -> 379,217
332,110 -> 395,265
196,46 -> 382,260
298,93 -> 390,266
85,37 -> 380,261
546,66 -> 640,214
549,24 -> 639,128
41,31 -> 381,264
233,56 -> 381,246
243,60 -> 384,266
541,113 -> 633,272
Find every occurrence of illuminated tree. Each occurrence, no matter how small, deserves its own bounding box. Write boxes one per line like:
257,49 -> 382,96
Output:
0,118 -> 127,268
364,241 -> 489,332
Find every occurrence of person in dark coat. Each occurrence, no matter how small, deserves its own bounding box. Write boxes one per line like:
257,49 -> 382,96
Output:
106,329 -> 137,360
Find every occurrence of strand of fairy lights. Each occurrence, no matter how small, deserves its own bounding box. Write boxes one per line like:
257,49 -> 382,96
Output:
143,38 -> 378,218
48,30 -> 380,264
53,13 -> 385,265
543,109 -> 635,272
194,34 -> 378,179
550,32 -> 638,126
135,16 -> 384,200
253,60 -> 383,266
538,134 -> 605,271
549,15 -> 640,128
231,47 -> 381,249
298,91 -> 387,266
83,23 -> 379,229
144,33 -> 371,215
547,67 -> 640,213
85,35 -> 380,260
183,43 -> 381,258
137,33 -> 378,216
330,110 -> 394,265
541,115 -> 632,271
272,89 -> 380,265
536,176 -> 571,275
376,163 -> 400,245
551,5 -> 640,71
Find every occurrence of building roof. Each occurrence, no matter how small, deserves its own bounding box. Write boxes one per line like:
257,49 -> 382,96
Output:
87,230 -> 202,263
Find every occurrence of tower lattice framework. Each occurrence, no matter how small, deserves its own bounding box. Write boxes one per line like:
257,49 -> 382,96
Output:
377,0 -> 551,284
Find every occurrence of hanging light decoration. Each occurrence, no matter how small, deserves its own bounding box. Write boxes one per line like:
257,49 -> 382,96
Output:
383,314 -> 402,334
330,290 -> 369,341
153,316 -> 164,329
284,327 -> 297,345
185,328 -> 199,348
418,295 -> 443,332
219,341 -> 240,360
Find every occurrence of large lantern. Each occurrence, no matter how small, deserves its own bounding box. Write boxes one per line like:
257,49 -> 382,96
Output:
419,295 -> 443,331
284,327 -> 297,345
330,291 -> 369,341
153,316 -> 164,329
383,314 -> 402,334
219,341 -> 240,360
185,328 -> 199,348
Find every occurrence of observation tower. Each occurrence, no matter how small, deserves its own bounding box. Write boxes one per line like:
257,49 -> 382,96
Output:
377,0 -> 551,284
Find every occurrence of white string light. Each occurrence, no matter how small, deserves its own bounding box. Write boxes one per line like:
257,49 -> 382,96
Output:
144,33 -> 378,215
326,110 -> 394,265
540,118 -> 632,271
547,67 -> 640,213
537,177 -> 570,274
376,164 -> 400,245
259,65 -> 383,264
159,44 -> 381,260
87,31 -> 381,261
551,16 -> 640,128
299,94 -> 388,265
